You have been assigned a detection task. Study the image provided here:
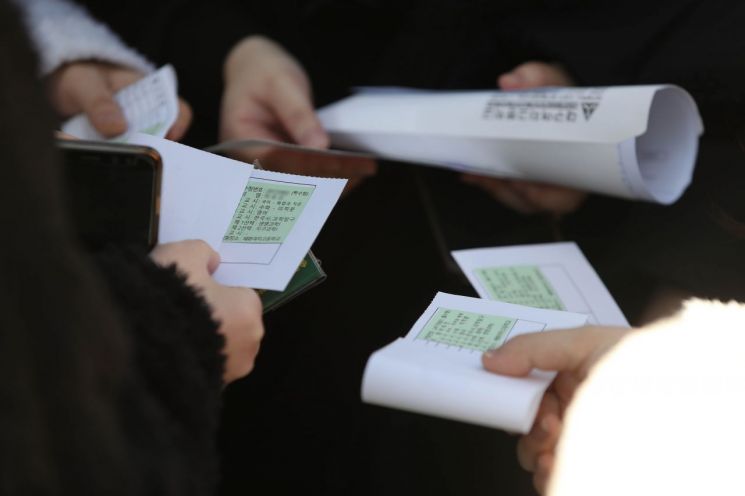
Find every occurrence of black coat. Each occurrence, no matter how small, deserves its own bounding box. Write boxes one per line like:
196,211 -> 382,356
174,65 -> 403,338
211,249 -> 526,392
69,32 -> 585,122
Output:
0,2 -> 225,493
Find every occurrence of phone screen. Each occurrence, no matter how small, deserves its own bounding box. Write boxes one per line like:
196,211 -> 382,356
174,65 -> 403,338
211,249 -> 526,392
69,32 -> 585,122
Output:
59,141 -> 161,250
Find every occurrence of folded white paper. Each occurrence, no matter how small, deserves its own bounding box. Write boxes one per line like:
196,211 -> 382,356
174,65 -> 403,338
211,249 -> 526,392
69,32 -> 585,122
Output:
362,292 -> 588,433
319,85 -> 703,204
127,134 -> 253,249
214,170 -> 347,291
63,65 -> 179,142
452,242 -> 628,326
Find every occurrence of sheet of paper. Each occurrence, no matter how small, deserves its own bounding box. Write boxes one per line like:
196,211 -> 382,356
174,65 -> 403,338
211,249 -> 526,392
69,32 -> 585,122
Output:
62,65 -> 179,142
452,242 -> 628,326
127,133 -> 253,249
318,85 -> 703,204
214,170 -> 346,291
362,292 -> 588,432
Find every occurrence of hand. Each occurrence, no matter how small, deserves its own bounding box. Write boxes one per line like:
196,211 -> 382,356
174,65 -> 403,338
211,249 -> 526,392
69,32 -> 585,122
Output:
219,36 -> 376,190
482,326 -> 629,493
47,61 -> 192,140
463,61 -> 586,215
150,240 -> 265,383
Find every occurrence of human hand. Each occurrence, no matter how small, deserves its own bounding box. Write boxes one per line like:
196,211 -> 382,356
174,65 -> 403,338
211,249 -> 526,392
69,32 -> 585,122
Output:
462,61 -> 586,215
482,326 -> 629,494
219,36 -> 376,189
47,61 -> 192,140
150,240 -> 265,383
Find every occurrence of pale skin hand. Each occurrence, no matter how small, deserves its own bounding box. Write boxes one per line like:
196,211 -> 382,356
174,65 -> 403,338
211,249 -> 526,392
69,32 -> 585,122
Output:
482,326 -> 630,494
47,61 -> 192,140
219,35 -> 376,191
462,61 -> 587,215
150,240 -> 265,383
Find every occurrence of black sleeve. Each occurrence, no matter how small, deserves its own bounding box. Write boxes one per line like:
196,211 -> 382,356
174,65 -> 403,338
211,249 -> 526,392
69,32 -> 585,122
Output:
94,246 -> 227,496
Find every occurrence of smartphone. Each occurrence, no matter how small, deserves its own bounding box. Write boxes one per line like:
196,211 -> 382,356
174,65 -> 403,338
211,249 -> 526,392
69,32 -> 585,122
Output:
57,140 -> 162,250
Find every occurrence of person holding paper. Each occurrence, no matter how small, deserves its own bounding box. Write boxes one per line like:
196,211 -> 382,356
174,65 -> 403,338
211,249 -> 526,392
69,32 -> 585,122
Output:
483,299 -> 745,495
14,0 -> 192,140
460,61 -> 589,215
0,5 -> 265,494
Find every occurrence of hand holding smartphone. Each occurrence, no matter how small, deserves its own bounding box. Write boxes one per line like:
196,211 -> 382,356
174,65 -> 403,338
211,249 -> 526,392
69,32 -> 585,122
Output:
57,140 -> 162,250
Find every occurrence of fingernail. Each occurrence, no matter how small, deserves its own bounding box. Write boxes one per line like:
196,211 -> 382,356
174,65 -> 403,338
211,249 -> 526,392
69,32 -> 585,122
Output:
483,349 -> 499,360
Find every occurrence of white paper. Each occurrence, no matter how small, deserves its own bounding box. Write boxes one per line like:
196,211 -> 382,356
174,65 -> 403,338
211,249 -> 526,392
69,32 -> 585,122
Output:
318,85 -> 703,204
214,170 -> 346,291
127,133 -> 253,249
452,242 -> 628,326
361,292 -> 588,433
62,65 -> 179,142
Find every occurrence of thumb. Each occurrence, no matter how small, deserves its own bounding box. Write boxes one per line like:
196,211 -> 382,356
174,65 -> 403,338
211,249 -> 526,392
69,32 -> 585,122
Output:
482,326 -> 628,377
70,67 -> 128,137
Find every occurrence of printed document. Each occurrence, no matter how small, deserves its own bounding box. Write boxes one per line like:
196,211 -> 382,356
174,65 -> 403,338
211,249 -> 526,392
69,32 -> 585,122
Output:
214,170 -> 346,291
452,242 -> 628,326
362,292 -> 588,433
319,85 -> 704,204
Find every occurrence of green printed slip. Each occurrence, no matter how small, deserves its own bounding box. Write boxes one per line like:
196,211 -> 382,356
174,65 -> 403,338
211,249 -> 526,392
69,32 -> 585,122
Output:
416,307 -> 515,352
224,180 -> 314,244
475,265 -> 565,310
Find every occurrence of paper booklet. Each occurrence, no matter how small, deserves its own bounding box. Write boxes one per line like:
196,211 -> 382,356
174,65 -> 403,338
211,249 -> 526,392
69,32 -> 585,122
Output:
128,134 -> 347,292
318,85 -> 704,204
452,242 -> 628,326
63,65 -> 179,142
362,292 -> 588,433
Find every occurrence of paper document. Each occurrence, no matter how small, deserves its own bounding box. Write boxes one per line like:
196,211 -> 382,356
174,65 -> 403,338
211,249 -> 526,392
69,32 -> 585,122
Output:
319,85 -> 703,204
452,242 -> 628,326
362,292 -> 588,432
127,133 -> 253,249
63,65 -> 179,142
214,170 -> 346,290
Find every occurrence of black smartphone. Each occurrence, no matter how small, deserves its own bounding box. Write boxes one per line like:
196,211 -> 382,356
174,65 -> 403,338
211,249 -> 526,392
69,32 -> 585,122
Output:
57,140 -> 162,250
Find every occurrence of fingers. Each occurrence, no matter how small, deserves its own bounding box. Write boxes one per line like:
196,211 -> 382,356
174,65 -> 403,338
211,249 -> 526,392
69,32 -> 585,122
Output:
150,239 -> 219,279
150,240 -> 264,384
533,452 -> 555,495
517,394 -> 562,471
498,61 -> 575,90
517,395 -> 562,495
165,98 -> 193,141
482,326 -> 629,377
213,285 -> 265,382
61,65 -> 127,137
268,75 -> 329,148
